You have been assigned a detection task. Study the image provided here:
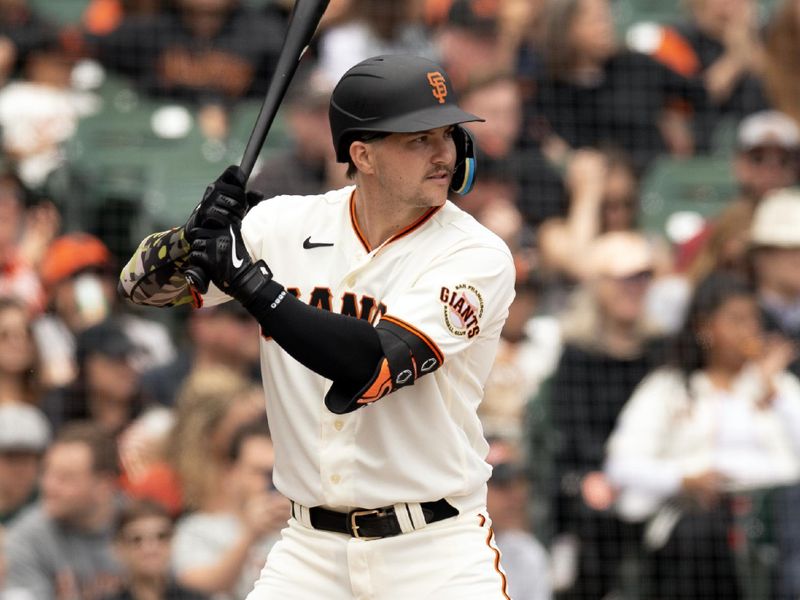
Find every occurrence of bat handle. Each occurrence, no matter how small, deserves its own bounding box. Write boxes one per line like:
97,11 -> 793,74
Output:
184,209 -> 233,296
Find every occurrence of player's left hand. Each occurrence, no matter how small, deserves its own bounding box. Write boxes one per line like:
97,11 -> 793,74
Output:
184,165 -> 262,243
189,221 -> 272,304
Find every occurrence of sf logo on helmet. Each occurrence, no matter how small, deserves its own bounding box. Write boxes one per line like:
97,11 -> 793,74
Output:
427,72 -> 448,104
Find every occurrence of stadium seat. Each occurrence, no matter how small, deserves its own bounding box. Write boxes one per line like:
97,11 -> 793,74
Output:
613,0 -> 686,35
639,156 -> 737,243
29,0 -> 90,26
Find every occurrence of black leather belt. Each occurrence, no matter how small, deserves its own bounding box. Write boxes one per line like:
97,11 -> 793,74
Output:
293,499 -> 458,539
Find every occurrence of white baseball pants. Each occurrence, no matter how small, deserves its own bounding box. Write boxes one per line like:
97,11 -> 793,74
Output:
245,509 -> 511,599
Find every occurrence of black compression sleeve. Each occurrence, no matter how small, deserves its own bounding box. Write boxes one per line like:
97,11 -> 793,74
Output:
241,280 -> 383,388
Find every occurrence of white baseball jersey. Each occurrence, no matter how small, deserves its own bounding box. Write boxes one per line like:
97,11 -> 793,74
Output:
203,185 -> 516,514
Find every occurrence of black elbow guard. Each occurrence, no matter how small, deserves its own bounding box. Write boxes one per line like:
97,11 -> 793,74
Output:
325,316 -> 444,414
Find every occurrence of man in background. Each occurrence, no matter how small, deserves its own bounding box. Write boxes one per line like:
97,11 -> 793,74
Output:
4,422 -> 123,599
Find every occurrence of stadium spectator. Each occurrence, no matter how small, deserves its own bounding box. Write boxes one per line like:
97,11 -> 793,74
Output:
531,0 -> 707,170
0,172 -> 56,314
172,419 -> 288,600
750,188 -> 800,377
538,148 -> 666,282
4,422 -> 125,599
93,0 -> 285,101
0,35 -> 98,189
547,231 -> 662,599
317,0 -> 434,85
117,407 -> 179,517
672,0 -> 768,148
43,319 -> 145,437
667,111 -> 800,327
435,0 -> 508,89
0,403 -> 50,525
486,436 -> 552,600
101,499 -> 208,600
0,0 -> 57,83
250,72 -> 341,200
0,298 -> 41,406
166,368 -> 263,515
606,271 -> 800,600
139,302 -> 260,407
763,0 -> 800,126
119,370 -> 263,518
457,72 -> 565,227
36,233 -> 174,389
480,275 -> 561,439
82,0 -> 163,37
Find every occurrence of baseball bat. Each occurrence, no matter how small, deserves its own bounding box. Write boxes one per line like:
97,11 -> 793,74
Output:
185,0 -> 330,294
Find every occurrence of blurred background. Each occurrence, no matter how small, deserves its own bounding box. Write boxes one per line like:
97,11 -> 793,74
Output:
0,0 -> 799,598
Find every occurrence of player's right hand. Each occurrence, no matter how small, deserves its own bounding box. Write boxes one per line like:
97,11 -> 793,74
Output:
183,165 -> 257,243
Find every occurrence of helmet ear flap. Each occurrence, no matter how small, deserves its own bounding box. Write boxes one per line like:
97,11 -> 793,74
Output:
450,126 -> 477,196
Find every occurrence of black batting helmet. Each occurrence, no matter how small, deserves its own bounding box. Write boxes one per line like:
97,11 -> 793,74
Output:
329,55 -> 483,194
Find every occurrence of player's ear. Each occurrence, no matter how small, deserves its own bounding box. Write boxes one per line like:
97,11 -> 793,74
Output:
350,141 -> 376,176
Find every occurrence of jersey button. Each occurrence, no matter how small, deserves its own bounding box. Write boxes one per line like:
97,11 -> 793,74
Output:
330,474 -> 341,484
334,420 -> 344,431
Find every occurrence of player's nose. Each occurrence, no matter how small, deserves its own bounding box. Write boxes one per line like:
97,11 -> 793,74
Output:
430,132 -> 456,166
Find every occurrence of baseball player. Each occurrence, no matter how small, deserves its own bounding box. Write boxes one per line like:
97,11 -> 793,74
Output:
120,55 -> 516,599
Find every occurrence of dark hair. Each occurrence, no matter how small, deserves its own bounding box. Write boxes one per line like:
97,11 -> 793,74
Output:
54,421 -> 120,477
114,499 -> 172,538
666,271 -> 756,382
228,418 -> 271,462
542,0 -> 583,78
0,297 -> 41,404
344,132 -> 392,178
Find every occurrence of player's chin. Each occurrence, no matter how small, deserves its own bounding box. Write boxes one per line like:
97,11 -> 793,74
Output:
424,176 -> 451,202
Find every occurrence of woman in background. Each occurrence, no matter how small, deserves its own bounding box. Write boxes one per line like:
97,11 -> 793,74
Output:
606,271 -> 800,599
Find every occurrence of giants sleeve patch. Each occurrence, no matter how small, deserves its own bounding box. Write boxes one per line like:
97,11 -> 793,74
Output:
440,283 -> 484,339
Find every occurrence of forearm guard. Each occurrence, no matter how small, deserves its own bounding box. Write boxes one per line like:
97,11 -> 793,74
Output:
118,227 -> 198,307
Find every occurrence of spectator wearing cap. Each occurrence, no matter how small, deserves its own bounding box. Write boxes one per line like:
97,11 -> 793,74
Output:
677,111 -> 800,298
140,302 -> 260,407
544,231 -> 663,599
35,233 -> 174,389
486,436 -> 552,600
4,422 -> 125,599
317,0 -> 435,85
250,72 -> 341,200
751,188 -> 800,376
42,318 -> 146,438
0,403 -> 50,526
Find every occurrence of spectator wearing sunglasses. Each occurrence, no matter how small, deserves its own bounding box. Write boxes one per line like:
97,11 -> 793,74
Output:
101,500 -> 208,600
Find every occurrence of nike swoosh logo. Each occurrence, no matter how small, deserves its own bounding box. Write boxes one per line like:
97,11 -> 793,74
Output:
230,225 -> 243,268
303,236 -> 334,249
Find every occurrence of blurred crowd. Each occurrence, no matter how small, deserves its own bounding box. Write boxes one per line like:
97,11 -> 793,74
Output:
0,0 -> 797,598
